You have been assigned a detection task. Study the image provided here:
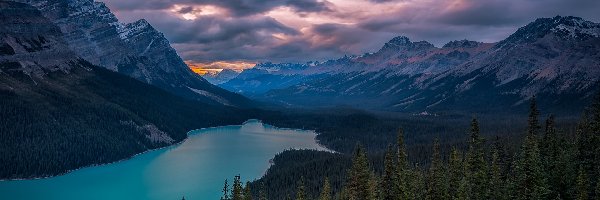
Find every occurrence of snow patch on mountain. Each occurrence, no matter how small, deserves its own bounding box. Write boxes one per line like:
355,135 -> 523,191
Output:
187,86 -> 231,106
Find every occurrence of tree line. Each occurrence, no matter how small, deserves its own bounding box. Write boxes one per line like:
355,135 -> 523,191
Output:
220,96 -> 600,200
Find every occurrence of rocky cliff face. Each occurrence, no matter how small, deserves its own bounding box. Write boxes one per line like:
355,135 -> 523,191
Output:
0,1 -> 80,77
13,0 -> 252,107
225,16 -> 600,114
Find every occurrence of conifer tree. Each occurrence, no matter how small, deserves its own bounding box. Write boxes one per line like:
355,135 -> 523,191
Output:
465,118 -> 488,200
319,177 -> 332,200
426,139 -> 448,200
489,147 -> 507,200
243,181 -> 253,200
345,144 -> 372,200
396,129 -> 411,200
221,179 -> 230,200
448,147 -> 463,200
511,97 -> 549,200
369,172 -> 380,200
540,115 -> 557,157
381,145 -> 398,200
587,94 -> 600,194
296,177 -> 306,200
576,167 -> 590,200
596,174 -> 600,200
576,111 -> 596,195
540,115 -> 576,199
410,165 -> 426,200
457,178 -> 469,200
490,136 -> 512,182
554,142 -> 578,200
233,175 -> 244,200
259,183 -> 267,200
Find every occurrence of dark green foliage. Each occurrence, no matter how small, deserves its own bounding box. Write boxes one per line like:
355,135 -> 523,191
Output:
381,145 -> 398,200
511,97 -> 549,200
242,95 -> 597,200
262,111 -> 478,158
0,63 -> 253,179
244,182 -> 253,200
220,176 -> 255,200
541,115 -> 577,199
575,94 -> 600,199
409,165 -> 426,200
465,118 -> 489,200
577,167 -> 590,200
489,147 -> 508,200
295,178 -> 307,200
221,179 -> 230,200
595,177 -> 600,198
259,183 -> 268,200
344,144 -> 373,200
448,147 -> 463,200
250,150 -> 351,200
318,177 -> 331,200
233,175 -> 244,200
426,139 -> 448,200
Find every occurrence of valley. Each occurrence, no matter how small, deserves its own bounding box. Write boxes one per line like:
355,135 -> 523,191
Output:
1,0 -> 599,199
0,120 -> 325,200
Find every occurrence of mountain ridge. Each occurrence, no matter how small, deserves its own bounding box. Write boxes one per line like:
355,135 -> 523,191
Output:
12,0 -> 254,107
222,15 -> 600,114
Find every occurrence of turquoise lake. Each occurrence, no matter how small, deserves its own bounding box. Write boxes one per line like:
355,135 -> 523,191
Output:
0,120 -> 326,200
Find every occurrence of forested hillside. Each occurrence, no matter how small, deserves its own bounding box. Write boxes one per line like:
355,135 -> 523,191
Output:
218,97 -> 600,200
0,62 -> 254,179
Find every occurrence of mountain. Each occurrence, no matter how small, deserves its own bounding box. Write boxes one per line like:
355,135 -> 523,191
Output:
12,0 -> 253,107
202,69 -> 240,85
219,62 -> 326,95
0,1 -> 253,179
224,16 -> 600,114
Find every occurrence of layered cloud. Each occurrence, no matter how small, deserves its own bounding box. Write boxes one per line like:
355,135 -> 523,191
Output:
103,0 -> 600,69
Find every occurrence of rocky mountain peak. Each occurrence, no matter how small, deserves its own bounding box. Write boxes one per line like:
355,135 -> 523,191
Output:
497,16 -> 600,48
443,40 -> 481,48
380,36 -> 434,52
386,36 -> 411,46
119,19 -> 158,40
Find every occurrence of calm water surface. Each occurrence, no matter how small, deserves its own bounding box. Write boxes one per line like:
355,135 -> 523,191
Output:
0,120 -> 326,200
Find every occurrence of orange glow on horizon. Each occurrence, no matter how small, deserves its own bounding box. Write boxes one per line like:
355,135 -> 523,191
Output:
186,61 -> 256,75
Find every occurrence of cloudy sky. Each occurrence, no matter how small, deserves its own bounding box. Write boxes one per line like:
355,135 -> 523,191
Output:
103,0 -> 600,71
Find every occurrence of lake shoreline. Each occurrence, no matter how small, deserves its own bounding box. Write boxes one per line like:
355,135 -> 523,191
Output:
0,119 -> 331,182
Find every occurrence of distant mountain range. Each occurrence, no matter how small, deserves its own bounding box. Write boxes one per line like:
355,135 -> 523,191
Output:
221,16 -> 600,115
201,69 -> 240,85
11,0 -> 253,107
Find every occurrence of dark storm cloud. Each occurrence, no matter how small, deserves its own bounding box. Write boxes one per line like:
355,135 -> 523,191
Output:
103,0 -> 331,16
434,0 -> 521,26
131,11 -> 300,62
177,6 -> 194,14
102,0 -> 600,68
156,16 -> 298,44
